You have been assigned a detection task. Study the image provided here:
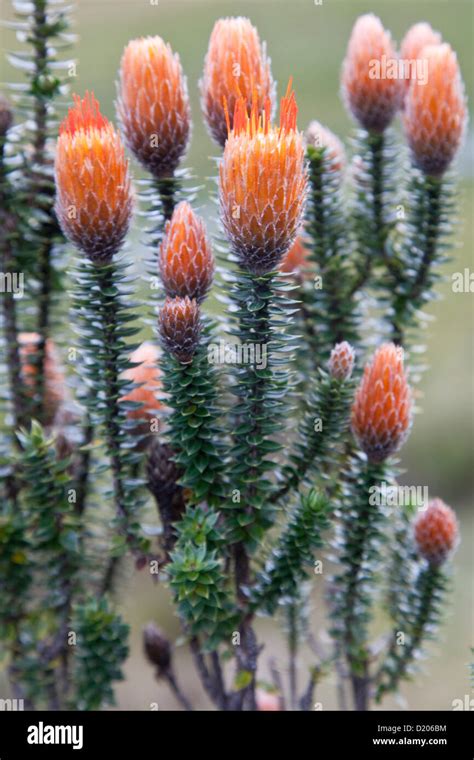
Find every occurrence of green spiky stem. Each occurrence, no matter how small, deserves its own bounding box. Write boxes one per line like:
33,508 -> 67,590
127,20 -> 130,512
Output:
331,458 -> 388,711
390,175 -> 446,346
274,371 -> 354,502
376,564 -> 447,701
156,174 -> 181,224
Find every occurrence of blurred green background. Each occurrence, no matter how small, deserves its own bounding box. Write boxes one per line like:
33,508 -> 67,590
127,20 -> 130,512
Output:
1,0 -> 472,710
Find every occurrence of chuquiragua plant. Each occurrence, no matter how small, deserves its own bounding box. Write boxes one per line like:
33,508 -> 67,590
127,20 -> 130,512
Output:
0,4 -> 468,711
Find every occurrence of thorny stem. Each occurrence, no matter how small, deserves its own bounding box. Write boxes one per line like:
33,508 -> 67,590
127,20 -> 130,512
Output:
288,603 -> 298,711
163,669 -> 193,711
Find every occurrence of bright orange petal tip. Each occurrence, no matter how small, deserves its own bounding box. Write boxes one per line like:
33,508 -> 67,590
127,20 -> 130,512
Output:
159,202 -> 214,302
200,17 -> 275,148
219,82 -> 307,274
414,498 -> 459,565
305,120 -> 346,173
341,14 -> 403,132
117,36 -> 191,179
55,92 -> 133,263
403,43 -> 467,176
351,343 -> 412,463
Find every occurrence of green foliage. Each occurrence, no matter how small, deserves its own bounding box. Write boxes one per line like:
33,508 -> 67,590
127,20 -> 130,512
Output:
225,269 -> 296,547
72,597 -> 129,710
0,500 -> 32,639
168,506 -> 237,650
252,490 -> 331,614
161,343 -> 226,508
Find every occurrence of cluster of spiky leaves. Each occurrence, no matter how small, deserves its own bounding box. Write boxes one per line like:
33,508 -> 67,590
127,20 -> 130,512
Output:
168,506 -> 237,650
72,597 -> 129,710
276,368 -> 355,501
251,490 -> 331,614
0,500 -> 32,640
376,563 -> 449,701
161,340 -> 226,508
226,269 -> 296,547
386,171 -> 454,347
71,258 -> 149,559
300,145 -> 359,363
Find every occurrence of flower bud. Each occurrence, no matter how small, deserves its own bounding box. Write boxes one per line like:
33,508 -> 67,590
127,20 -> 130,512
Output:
414,498 -> 459,565
341,14 -> 403,132
399,23 -> 442,100
143,622 -> 172,676
159,296 -> 201,364
200,17 -> 274,148
159,201 -> 214,302
351,343 -> 412,462
219,83 -> 307,274
328,341 -> 355,381
305,120 -> 346,173
117,36 -> 191,178
403,43 -> 467,176
55,92 -> 133,263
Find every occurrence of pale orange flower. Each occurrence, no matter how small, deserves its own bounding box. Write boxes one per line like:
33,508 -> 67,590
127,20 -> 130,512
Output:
159,201 -> 214,302
341,14 -> 403,132
200,17 -> 274,147
328,342 -> 355,382
399,22 -> 442,99
219,82 -> 307,274
55,92 -> 133,263
121,342 -> 162,431
19,332 -> 66,426
117,36 -> 191,178
305,120 -> 346,173
351,343 -> 412,462
414,498 -> 459,565
403,43 -> 467,176
279,235 -> 309,277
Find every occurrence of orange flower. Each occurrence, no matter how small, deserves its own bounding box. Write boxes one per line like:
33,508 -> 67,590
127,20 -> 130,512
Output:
117,36 -> 191,178
200,17 -> 274,148
159,201 -> 214,302
305,120 -> 346,173
341,14 -> 403,132
351,343 -> 412,463
403,43 -> 467,176
414,498 -> 459,565
55,92 -> 133,263
279,235 -> 309,277
219,82 -> 307,274
19,332 -> 66,426
121,342 -> 162,432
159,297 -> 201,364
328,341 -> 355,382
400,22 -> 442,99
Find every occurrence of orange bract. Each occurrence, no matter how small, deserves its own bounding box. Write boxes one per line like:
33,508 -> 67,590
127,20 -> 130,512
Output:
121,342 -> 162,424
341,14 -> 403,132
219,83 -> 307,274
200,17 -> 274,148
117,36 -> 191,178
400,22 -> 442,99
414,498 -> 459,565
55,92 -> 133,263
19,332 -> 66,426
351,343 -> 412,462
159,202 -> 214,302
403,43 -> 467,176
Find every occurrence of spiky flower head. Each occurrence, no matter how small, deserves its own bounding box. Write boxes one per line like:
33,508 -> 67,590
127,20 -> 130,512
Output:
279,235 -> 309,278
305,120 -> 346,173
120,342 -> 162,435
0,93 -> 13,137
341,14 -> 403,132
403,43 -> 467,176
117,36 -> 191,178
328,341 -> 355,382
400,22 -> 442,99
55,92 -> 133,263
414,498 -> 459,565
159,297 -> 201,364
159,201 -> 214,302
19,332 -> 66,426
219,82 -> 307,274
351,343 -> 412,463
143,622 -> 172,676
200,16 -> 274,148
